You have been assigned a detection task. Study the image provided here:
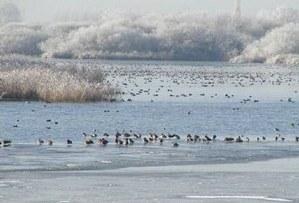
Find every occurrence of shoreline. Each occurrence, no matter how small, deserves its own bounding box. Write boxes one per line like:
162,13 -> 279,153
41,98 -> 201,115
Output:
1,157 -> 299,203
57,156 -> 299,175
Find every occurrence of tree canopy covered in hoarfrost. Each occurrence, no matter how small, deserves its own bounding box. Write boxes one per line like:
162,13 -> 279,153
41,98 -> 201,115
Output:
1,3 -> 299,65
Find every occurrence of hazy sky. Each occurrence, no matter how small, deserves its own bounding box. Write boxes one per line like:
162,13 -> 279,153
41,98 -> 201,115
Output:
11,0 -> 299,22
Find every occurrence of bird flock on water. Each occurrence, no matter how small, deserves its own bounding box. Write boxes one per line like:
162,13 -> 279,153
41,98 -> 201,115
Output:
2,127 -> 299,148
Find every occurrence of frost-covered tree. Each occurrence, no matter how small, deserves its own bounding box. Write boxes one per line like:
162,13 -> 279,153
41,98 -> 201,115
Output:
0,1 -> 21,25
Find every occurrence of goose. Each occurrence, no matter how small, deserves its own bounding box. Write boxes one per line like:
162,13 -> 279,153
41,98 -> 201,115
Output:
115,132 -> 122,137
91,130 -> 98,138
124,133 -> 131,138
85,139 -> 94,145
67,139 -> 73,145
129,138 -> 134,145
194,135 -> 200,142
133,133 -> 140,139
118,139 -> 124,145
149,136 -> 154,142
38,138 -> 45,145
143,137 -> 149,144
236,136 -> 243,143
0,139 -> 12,147
174,134 -> 181,140
224,137 -> 234,143
168,134 -> 175,139
125,138 -> 129,146
187,134 -> 193,142
205,135 -> 212,142
162,134 -> 167,139
173,143 -> 179,147
99,138 -> 108,146
48,140 -> 53,146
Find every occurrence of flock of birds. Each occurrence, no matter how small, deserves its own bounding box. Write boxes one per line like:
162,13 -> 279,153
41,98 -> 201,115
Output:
40,130 -> 299,147
4,104 -> 299,149
1,63 -> 299,148
2,129 -> 299,148
102,64 -> 299,103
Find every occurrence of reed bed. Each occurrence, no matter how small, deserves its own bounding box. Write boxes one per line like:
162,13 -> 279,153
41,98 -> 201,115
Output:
0,63 -> 119,102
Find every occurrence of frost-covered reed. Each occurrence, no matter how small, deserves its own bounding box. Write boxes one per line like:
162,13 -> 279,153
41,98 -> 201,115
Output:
0,58 -> 119,102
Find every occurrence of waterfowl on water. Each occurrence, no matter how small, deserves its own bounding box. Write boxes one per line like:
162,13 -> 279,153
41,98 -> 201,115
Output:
236,136 -> 243,143
143,137 -> 149,144
99,138 -> 109,146
224,137 -> 234,143
0,139 -> 12,147
85,139 -> 94,145
129,138 -> 135,145
205,135 -> 212,142
48,140 -> 53,146
38,138 -> 45,145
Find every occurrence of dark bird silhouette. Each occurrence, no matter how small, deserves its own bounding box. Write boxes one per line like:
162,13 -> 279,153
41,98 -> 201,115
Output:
85,139 -> 94,145
99,138 -> 108,146
205,135 -> 212,142
38,138 -> 44,145
236,136 -> 243,143
224,137 -> 234,142
143,137 -> 149,144
129,138 -> 135,145
67,139 -> 73,145
48,140 -> 53,146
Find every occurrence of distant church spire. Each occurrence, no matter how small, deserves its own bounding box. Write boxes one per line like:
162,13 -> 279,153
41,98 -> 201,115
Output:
233,0 -> 241,20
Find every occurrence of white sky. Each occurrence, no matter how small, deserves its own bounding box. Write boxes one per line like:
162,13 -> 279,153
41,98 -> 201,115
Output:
10,0 -> 299,22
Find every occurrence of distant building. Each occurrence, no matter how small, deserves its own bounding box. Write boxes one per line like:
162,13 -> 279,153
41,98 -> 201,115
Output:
233,0 -> 241,19
0,0 -> 21,25
232,0 -> 241,27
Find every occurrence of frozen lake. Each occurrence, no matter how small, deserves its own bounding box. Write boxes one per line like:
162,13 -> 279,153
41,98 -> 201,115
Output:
1,61 -> 299,202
